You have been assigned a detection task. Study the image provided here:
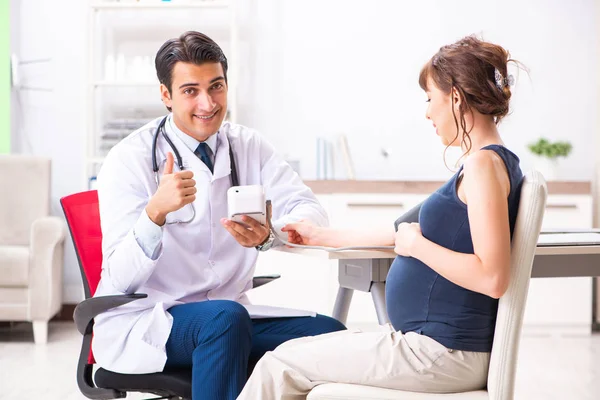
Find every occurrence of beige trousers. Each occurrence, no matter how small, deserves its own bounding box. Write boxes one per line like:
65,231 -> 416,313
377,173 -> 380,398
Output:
237,324 -> 490,400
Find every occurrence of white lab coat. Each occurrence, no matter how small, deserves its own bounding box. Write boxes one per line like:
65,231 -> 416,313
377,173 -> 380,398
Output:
92,116 -> 328,374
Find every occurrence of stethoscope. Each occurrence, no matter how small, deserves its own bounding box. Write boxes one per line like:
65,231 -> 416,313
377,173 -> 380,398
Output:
149,116 -> 397,248
152,115 -> 239,224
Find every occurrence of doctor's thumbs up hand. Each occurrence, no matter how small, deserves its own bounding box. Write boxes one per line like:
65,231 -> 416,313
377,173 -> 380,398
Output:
145,152 -> 197,226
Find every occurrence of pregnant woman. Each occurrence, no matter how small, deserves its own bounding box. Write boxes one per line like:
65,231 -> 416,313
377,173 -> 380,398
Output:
237,35 -> 524,399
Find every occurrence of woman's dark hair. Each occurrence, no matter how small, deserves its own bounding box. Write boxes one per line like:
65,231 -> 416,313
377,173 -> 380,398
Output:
155,31 -> 228,111
419,35 -> 523,163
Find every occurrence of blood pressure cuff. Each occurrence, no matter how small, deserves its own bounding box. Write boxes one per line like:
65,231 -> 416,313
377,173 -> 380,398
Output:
393,201 -> 423,232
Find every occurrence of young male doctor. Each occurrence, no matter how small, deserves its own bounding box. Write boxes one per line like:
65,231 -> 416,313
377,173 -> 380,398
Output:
93,31 -> 345,400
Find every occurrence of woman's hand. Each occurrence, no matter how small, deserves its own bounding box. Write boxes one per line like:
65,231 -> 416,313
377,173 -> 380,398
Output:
281,220 -> 323,246
394,222 -> 423,257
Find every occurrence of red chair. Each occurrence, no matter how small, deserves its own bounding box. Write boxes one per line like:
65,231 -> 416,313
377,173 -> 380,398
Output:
61,190 -> 279,399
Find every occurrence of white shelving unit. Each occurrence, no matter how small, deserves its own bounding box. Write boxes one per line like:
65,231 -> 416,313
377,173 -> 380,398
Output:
85,0 -> 238,188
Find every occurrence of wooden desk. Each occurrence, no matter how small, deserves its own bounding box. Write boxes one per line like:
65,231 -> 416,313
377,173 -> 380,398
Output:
277,236 -> 600,325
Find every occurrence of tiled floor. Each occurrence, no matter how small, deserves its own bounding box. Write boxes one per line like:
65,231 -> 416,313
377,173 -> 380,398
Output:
1,322 -> 599,399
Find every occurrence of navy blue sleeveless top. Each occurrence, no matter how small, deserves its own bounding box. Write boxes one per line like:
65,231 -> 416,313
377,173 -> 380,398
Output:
386,145 -> 523,352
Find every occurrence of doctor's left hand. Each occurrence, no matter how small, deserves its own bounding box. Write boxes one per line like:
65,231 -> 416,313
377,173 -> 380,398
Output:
220,202 -> 272,248
220,217 -> 270,248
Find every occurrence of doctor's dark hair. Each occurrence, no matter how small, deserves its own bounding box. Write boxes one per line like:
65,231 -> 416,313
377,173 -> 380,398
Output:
419,35 -> 524,161
155,31 -> 228,111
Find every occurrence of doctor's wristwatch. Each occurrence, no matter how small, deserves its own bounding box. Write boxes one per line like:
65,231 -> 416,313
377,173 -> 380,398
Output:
256,230 -> 275,252
256,200 -> 275,252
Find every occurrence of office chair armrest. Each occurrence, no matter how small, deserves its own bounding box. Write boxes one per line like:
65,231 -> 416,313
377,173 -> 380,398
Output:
74,294 -> 146,399
73,293 -> 147,335
252,274 -> 281,289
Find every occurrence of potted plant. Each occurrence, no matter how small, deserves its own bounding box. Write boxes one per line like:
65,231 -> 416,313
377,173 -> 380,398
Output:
527,138 -> 572,180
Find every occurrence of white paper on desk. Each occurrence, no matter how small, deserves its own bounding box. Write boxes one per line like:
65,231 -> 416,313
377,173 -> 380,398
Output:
244,304 -> 316,319
538,232 -> 600,246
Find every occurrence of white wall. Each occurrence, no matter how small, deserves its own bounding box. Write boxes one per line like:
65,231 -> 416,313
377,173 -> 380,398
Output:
14,0 -> 88,302
243,0 -> 599,181
12,0 -> 599,303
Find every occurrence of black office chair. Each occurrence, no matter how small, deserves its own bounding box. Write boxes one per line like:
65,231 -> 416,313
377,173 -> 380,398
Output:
61,190 -> 279,399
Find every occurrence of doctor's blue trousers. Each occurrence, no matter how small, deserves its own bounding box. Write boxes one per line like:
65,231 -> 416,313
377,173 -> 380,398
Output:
164,300 -> 346,400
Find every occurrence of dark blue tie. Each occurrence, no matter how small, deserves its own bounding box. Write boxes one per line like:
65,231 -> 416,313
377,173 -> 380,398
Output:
195,143 -> 214,173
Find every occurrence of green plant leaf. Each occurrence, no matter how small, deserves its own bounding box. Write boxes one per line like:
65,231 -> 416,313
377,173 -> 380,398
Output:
527,138 -> 572,159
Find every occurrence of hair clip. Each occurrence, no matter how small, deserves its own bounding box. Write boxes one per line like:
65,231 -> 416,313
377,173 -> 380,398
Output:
494,68 -> 514,90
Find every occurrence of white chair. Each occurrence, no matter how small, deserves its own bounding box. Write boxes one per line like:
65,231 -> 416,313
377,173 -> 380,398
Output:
308,170 -> 548,400
0,155 -> 66,344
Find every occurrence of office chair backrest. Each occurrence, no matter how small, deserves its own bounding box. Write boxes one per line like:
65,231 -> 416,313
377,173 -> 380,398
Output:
60,190 -> 103,300
61,190 -> 104,365
487,170 -> 547,400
